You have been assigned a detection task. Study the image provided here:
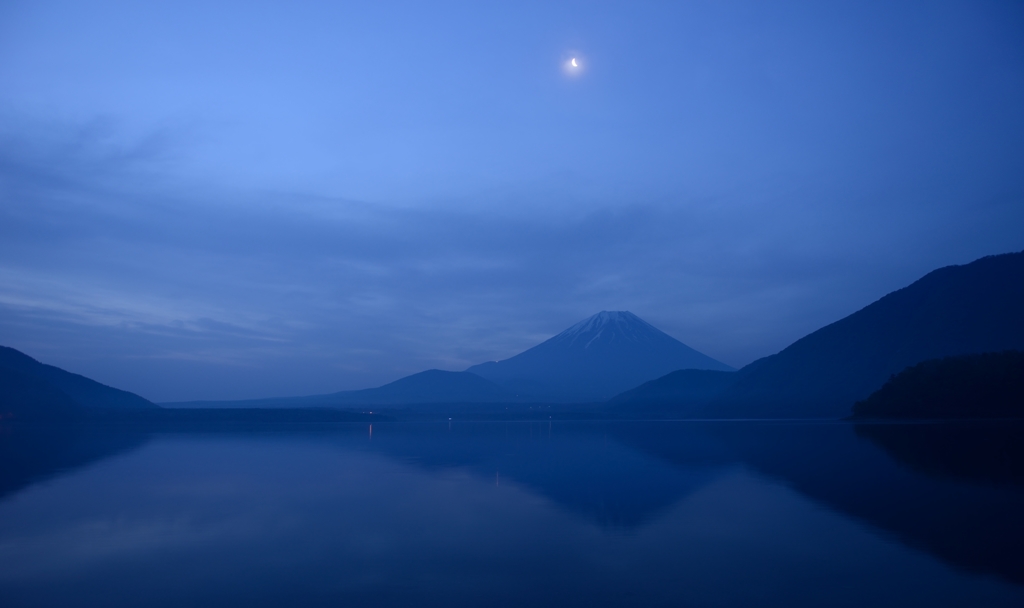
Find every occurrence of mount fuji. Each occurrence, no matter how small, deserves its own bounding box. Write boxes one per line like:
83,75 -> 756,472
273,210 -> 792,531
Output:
467,311 -> 733,402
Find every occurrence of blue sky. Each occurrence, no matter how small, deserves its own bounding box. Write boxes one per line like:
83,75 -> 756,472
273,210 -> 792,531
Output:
1,0 -> 1023,401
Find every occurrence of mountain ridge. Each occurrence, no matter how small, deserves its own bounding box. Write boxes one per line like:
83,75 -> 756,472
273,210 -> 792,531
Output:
706,250 -> 1024,418
607,369 -> 737,417
163,369 -> 523,408
467,311 -> 733,402
0,346 -> 155,411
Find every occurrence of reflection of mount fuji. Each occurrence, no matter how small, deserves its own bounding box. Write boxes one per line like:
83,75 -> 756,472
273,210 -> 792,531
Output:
363,421 -> 1024,585
361,422 -> 736,529
5,421 -> 1023,585
0,422 -> 736,531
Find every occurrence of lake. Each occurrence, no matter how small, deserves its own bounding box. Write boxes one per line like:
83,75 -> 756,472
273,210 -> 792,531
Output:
1,420 -> 1022,607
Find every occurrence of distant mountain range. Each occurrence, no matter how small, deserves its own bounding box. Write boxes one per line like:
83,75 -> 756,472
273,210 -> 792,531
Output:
166,370 -> 523,409
0,346 -> 155,420
701,251 -> 1024,418
620,250 -> 1024,419
0,346 -> 379,423
165,310 -> 731,408
607,370 -> 737,417
4,250 -> 1023,420
467,311 -> 733,402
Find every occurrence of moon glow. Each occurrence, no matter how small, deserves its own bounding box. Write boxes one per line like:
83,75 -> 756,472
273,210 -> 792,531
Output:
562,52 -> 584,76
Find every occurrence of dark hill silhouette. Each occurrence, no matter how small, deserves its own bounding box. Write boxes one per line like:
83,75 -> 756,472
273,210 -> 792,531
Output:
467,311 -> 733,402
706,251 -> 1024,419
856,421 -> 1024,488
0,345 -> 155,410
0,346 -> 383,423
0,368 -> 83,421
852,351 -> 1024,419
607,369 -> 736,418
165,370 -> 522,408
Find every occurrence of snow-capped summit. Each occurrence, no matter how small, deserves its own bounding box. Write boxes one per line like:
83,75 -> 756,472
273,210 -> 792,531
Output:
552,311 -> 672,348
467,311 -> 733,402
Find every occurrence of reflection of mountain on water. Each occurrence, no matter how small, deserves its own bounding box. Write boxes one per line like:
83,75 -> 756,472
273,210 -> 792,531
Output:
363,422 -> 737,529
712,422 -> 1024,585
2,420 -> 1023,585
0,424 -> 151,502
365,420 -> 1024,583
855,421 -> 1024,487
0,421 -> 737,530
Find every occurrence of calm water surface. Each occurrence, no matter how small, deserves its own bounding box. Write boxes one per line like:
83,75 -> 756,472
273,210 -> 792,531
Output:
0,420 -> 1022,607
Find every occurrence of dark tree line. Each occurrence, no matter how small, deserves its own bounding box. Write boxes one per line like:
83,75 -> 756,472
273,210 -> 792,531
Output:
853,351 -> 1024,418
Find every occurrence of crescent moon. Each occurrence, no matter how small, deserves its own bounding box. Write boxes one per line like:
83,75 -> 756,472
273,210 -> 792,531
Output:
571,58 -> 578,67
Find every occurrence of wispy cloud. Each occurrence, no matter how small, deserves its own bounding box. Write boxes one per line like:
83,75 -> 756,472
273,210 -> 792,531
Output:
1,98 -> 1023,400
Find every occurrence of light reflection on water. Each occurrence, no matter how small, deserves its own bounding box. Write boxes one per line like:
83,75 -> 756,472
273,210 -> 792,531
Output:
0,421 -> 1022,607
